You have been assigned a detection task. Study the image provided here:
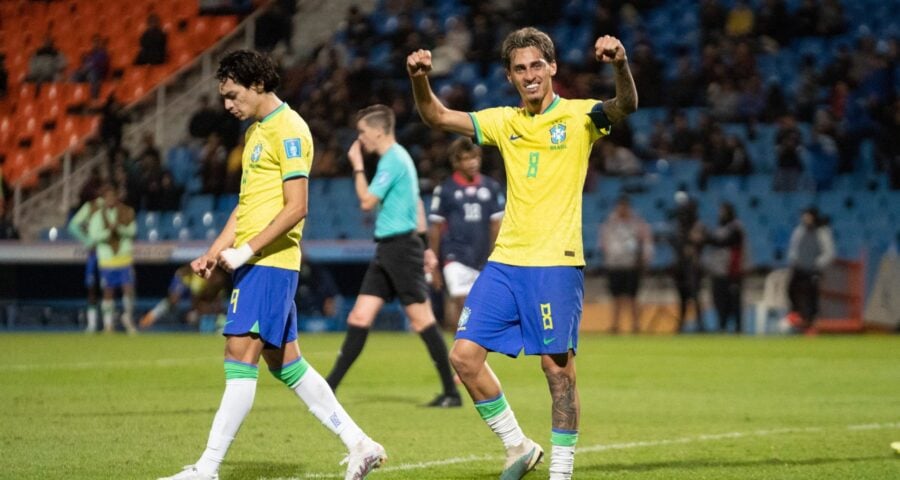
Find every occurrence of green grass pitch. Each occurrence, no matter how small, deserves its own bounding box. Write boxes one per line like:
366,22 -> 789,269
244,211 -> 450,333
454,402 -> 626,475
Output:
0,333 -> 898,479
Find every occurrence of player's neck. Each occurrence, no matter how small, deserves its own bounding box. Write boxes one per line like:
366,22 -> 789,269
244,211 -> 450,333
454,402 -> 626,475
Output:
524,92 -> 557,115
255,94 -> 284,121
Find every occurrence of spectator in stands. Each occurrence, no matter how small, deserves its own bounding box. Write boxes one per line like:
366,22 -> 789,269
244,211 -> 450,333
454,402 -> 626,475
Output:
786,207 -> 835,332
344,5 -> 374,53
699,0 -> 727,46
670,191 -> 706,332
445,16 -> 472,54
668,51 -> 701,108
98,94 -> 128,151
26,35 -> 67,95
0,53 -> 8,99
725,0 -> 754,38
794,0 -> 820,37
430,34 -> 465,79
600,195 -> 654,334
0,205 -> 17,240
134,13 -> 167,65
600,140 -> 642,176
427,137 -> 505,331
670,111 -> 700,155
71,35 -> 110,99
254,0 -> 294,53
773,114 -> 804,191
755,0 -> 790,46
700,126 -> 751,188
630,43 -> 662,107
467,14 -> 496,75
806,110 -> 840,190
817,0 -> 846,36
705,202 -> 745,333
200,132 -> 228,195
188,95 -> 220,140
874,99 -> 900,189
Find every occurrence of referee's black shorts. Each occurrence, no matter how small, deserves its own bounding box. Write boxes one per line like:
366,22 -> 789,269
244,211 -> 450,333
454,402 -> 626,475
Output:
607,268 -> 641,297
359,232 -> 428,305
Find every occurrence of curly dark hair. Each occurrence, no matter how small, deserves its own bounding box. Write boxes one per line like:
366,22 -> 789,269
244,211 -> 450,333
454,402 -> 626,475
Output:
501,27 -> 556,70
216,50 -> 280,92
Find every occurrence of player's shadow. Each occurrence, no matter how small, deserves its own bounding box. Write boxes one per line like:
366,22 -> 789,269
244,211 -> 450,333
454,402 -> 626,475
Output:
224,460 -> 314,479
339,392 -> 423,406
579,454 -> 885,474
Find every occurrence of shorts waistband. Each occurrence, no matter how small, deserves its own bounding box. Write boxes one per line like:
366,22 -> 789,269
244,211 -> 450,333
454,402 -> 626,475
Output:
374,230 -> 416,243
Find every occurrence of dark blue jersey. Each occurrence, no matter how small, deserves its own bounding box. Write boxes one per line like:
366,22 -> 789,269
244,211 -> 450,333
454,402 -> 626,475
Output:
428,173 -> 505,269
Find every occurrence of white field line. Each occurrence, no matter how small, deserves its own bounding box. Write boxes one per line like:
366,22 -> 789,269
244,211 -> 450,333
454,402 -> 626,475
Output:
3,351 -> 334,372
263,421 -> 900,480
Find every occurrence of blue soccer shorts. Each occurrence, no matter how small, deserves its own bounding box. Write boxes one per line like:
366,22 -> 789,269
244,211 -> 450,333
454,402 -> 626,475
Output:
225,264 -> 299,347
455,262 -> 584,357
84,250 -> 98,288
99,266 -> 134,289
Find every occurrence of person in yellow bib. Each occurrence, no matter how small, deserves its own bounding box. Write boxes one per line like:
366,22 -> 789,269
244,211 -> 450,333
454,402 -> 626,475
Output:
408,28 -> 637,480
158,50 -> 384,480
86,184 -> 137,334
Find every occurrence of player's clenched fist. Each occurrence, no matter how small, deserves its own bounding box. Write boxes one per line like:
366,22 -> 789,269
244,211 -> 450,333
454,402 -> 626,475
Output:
407,49 -> 432,77
595,35 -> 626,64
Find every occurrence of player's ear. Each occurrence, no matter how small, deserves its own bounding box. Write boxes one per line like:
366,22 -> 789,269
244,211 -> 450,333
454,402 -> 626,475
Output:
549,61 -> 557,77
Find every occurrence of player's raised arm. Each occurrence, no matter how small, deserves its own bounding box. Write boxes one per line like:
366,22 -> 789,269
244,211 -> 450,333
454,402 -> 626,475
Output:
407,49 -> 475,137
596,35 -> 638,124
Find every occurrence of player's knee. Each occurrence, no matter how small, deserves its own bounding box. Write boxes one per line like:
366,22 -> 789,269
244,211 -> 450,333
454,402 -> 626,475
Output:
269,357 -> 310,387
346,309 -> 374,328
449,346 -> 475,377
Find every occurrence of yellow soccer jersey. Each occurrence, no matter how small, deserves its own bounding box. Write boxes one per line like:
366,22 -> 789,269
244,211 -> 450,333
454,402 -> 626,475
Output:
236,103 -> 312,271
469,96 -> 610,266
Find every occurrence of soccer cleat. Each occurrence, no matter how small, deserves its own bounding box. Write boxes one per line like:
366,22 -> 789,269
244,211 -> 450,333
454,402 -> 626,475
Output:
157,465 -> 218,480
341,437 -> 387,480
499,438 -> 544,480
425,393 -> 462,408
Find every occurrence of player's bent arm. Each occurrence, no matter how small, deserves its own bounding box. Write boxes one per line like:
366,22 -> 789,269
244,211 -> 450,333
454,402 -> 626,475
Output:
427,221 -> 443,258
355,175 -> 380,212
489,217 -> 502,252
409,76 -> 475,137
601,60 -> 638,124
245,177 -> 309,253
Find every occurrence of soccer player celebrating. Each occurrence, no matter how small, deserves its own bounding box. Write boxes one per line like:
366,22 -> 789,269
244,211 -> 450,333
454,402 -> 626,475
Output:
325,104 -> 462,408
407,28 -> 637,479
159,50 -> 385,480
428,137 -> 505,330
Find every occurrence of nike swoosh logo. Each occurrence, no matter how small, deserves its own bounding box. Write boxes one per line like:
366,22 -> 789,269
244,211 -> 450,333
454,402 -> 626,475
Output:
543,337 -> 555,345
509,134 -> 522,141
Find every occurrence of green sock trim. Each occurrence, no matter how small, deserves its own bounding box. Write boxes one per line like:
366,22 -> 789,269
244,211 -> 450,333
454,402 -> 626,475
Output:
551,430 -> 579,447
224,360 -> 259,380
270,357 -> 310,387
475,393 -> 509,421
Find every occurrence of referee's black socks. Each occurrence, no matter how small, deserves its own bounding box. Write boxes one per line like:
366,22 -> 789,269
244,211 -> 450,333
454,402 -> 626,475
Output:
326,325 -> 369,391
419,323 -> 459,397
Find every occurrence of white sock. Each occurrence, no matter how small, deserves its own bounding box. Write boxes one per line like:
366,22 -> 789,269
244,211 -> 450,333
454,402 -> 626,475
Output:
121,295 -> 136,332
549,445 -> 575,479
291,366 -> 366,449
488,408 -> 526,450
195,378 -> 257,475
85,306 -> 98,332
150,299 -> 170,318
101,300 -> 114,331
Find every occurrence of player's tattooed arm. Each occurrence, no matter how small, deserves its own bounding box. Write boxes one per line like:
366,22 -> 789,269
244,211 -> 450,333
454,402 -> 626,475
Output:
595,35 -> 638,124
547,370 -> 579,430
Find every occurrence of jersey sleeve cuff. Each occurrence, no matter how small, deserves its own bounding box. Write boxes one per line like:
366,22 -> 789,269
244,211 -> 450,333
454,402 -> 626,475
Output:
468,112 -> 483,145
282,171 -> 309,181
428,214 -> 446,223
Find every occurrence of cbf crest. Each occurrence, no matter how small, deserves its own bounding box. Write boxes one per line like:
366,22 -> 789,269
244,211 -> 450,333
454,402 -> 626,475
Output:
549,123 -> 566,144
251,143 -> 263,162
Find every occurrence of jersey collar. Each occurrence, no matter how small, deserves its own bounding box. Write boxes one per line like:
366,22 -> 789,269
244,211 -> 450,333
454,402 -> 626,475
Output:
527,94 -> 560,117
452,171 -> 481,186
259,102 -> 287,123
